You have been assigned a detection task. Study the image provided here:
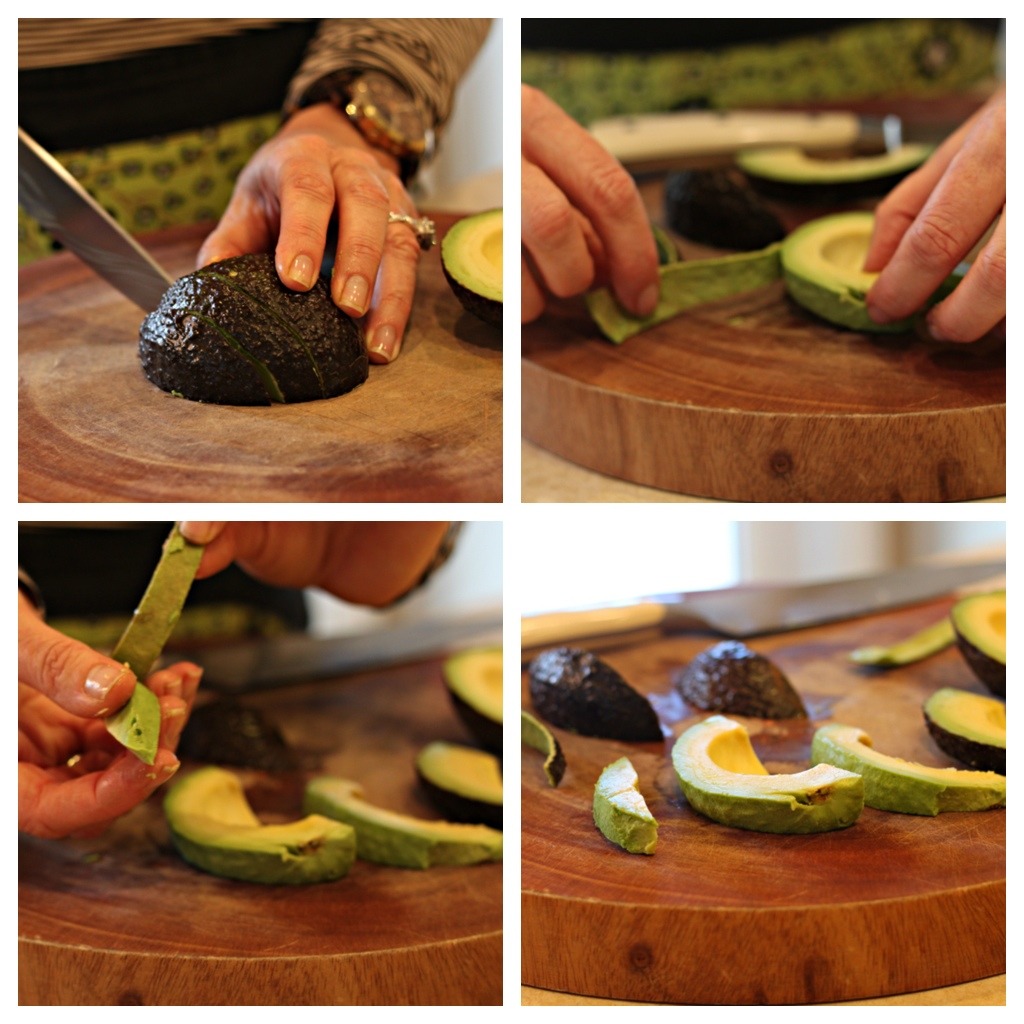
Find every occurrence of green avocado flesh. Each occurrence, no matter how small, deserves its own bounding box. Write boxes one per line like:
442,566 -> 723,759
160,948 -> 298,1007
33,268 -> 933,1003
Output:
139,252 -> 367,404
304,777 -> 503,869
442,646 -> 503,754
849,616 -> 956,668
593,757 -> 658,855
923,687 -> 1005,775
811,723 -> 1005,815
164,767 -> 356,884
951,591 -> 1006,697
415,741 -> 502,829
521,709 -> 566,787
441,208 -> 502,329
672,715 -> 863,834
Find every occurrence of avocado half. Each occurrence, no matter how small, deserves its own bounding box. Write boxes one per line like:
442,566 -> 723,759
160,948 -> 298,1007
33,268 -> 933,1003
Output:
950,591 -> 1006,696
442,646 -> 502,754
414,741 -> 502,829
923,687 -> 1005,775
139,252 -> 367,405
441,208 -> 502,329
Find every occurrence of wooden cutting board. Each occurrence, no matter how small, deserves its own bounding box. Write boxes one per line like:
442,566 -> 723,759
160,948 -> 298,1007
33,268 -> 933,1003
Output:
19,655 -> 502,1006
19,215 -> 501,502
521,272 -> 1005,503
521,596 -> 1005,1005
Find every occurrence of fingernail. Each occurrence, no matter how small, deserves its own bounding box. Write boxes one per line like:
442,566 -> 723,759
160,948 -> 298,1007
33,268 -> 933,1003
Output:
84,663 -> 130,702
923,314 -> 952,343
339,274 -> 370,315
367,324 -> 399,362
162,759 -> 180,776
288,254 -> 316,290
180,521 -> 219,544
866,302 -> 894,325
636,283 -> 660,317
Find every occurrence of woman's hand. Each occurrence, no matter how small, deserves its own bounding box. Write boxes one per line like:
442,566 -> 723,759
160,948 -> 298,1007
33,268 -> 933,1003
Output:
864,88 -> 1006,342
521,84 -> 660,324
198,103 -> 422,363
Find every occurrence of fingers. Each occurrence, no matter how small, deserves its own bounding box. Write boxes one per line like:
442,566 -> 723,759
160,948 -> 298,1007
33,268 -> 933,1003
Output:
197,171 -> 276,269
522,255 -> 546,323
148,662 -> 203,752
18,592 -> 137,719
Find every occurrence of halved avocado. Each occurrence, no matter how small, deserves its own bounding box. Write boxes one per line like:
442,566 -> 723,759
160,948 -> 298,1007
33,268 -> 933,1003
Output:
672,715 -> 863,834
303,776 -> 502,869
441,208 -> 502,329
442,646 -> 502,754
521,709 -> 566,787
164,766 -> 356,884
923,687 -> 1005,774
849,616 -> 956,668
811,722 -> 1005,815
414,741 -> 502,829
950,591 -> 1006,696
593,757 -> 658,855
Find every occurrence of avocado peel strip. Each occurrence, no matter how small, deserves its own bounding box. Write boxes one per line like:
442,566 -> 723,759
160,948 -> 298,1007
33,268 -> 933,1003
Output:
521,709 -> 566,787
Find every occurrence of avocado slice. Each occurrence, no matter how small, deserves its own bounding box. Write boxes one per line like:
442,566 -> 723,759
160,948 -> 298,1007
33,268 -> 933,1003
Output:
811,722 -> 1005,815
528,647 -> 662,742
441,208 -> 502,329
164,766 -> 356,884
521,709 -> 566,787
414,741 -> 502,829
923,688 -> 1005,775
442,646 -> 502,754
849,616 -> 956,668
139,252 -> 367,404
672,715 -> 863,834
304,776 -> 502,869
673,640 -> 807,719
950,591 -> 1006,697
593,757 -> 658,855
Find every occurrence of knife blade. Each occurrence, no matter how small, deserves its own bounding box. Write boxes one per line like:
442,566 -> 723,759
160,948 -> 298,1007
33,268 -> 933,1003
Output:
521,559 -> 1005,651
18,125 -> 174,310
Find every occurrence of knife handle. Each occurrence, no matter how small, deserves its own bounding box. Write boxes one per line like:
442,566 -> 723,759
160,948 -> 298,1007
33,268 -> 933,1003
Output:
521,603 -> 667,650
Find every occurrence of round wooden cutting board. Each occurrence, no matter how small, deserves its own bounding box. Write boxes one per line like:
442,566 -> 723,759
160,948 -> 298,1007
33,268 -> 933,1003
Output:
19,656 -> 502,1006
19,215 -> 501,502
521,282 -> 1004,503
521,597 -> 1005,1005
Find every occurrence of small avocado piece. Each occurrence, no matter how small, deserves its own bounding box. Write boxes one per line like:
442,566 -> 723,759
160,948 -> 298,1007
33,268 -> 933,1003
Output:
811,722 -> 1005,815
850,617 -> 956,668
304,777 -> 502,869
650,223 -> 680,265
528,647 -> 662,742
164,766 -> 356,885
950,591 -> 1006,697
673,640 -> 807,719
441,208 -> 502,329
521,709 -> 566,787
593,757 -> 658,855
672,715 -> 863,834
139,252 -> 367,405
414,741 -> 502,829
923,688 -> 1005,775
442,646 -> 503,754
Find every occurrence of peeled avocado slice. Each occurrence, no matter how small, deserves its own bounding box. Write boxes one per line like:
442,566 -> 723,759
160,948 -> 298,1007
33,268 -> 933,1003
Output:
304,777 -> 502,869
415,741 -> 502,829
811,722 -> 1005,815
951,591 -> 1006,697
441,208 -> 502,329
442,646 -> 503,754
923,688 -> 1005,775
672,715 -> 863,834
164,767 -> 356,884
521,709 -> 566,787
849,616 -> 956,667
593,757 -> 658,855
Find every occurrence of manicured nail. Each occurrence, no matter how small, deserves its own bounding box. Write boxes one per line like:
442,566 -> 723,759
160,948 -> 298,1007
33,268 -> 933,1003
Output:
367,324 -> 399,362
288,253 -> 316,290
923,314 -> 953,343
180,521 -> 220,544
84,663 -> 130,702
161,759 -> 180,777
339,274 -> 370,315
636,283 -> 660,317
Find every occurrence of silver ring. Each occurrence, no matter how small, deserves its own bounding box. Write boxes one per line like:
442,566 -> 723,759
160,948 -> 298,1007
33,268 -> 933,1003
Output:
388,211 -> 436,251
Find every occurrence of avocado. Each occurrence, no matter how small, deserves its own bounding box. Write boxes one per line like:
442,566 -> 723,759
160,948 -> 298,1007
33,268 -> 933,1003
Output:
105,683 -> 161,767
414,741 -> 502,829
673,640 -> 807,719
811,723 -> 1006,815
593,757 -> 658,855
923,688 -> 1005,775
736,143 -> 931,203
950,591 -> 1006,697
849,617 -> 956,668
442,646 -> 503,754
521,709 -> 566,787
139,252 -> 367,405
177,698 -> 299,773
672,715 -> 863,834
164,766 -> 356,884
304,776 -> 503,869
650,223 -> 679,265
528,647 -> 662,742
441,208 -> 502,329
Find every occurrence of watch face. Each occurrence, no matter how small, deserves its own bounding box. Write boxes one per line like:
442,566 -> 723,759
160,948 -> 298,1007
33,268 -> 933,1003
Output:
349,72 -> 428,155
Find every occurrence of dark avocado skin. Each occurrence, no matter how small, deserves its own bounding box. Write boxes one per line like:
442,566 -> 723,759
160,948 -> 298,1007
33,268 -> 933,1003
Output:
923,691 -> 1005,775
139,253 -> 367,405
673,640 -> 807,719
528,647 -> 662,742
954,635 -> 1006,697
177,697 -> 299,773
742,168 -> 919,206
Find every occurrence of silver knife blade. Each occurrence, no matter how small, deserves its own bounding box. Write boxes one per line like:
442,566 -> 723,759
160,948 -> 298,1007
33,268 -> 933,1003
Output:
521,559 -> 1004,650
18,126 -> 174,310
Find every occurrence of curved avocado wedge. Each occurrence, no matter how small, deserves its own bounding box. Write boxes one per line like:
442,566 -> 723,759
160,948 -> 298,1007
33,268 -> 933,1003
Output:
521,709 -> 566,787
164,767 -> 356,884
415,741 -> 502,829
924,688 -> 1005,775
593,757 -> 658,855
304,777 -> 502,869
672,715 -> 863,834
811,723 -> 1005,815
849,616 -> 956,668
441,208 -> 502,329
442,646 -> 502,754
951,591 -> 1006,696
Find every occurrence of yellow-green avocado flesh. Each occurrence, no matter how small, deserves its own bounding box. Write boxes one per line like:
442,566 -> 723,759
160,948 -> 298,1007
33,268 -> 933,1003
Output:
593,757 -> 658,854
441,208 -> 502,329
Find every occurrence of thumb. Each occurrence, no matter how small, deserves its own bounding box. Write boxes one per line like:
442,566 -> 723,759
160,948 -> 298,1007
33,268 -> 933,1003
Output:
196,192 -> 273,269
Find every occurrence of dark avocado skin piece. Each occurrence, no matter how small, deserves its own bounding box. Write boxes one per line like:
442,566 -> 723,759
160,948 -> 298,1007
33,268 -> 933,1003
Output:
139,253 -> 367,405
528,647 -> 662,742
954,635 -> 1006,697
177,698 -> 299,773
673,640 -> 807,719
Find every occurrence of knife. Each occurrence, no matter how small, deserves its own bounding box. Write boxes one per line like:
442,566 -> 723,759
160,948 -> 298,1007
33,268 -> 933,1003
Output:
18,125 -> 173,310
521,559 -> 1004,651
